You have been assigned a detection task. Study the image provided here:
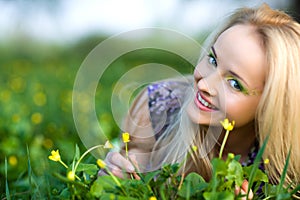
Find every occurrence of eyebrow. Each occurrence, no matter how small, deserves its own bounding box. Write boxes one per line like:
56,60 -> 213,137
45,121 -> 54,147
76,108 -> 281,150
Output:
211,46 -> 250,88
211,46 -> 218,58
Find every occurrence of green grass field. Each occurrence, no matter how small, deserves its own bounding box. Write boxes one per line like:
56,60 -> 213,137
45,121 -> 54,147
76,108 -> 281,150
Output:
0,34 -> 194,198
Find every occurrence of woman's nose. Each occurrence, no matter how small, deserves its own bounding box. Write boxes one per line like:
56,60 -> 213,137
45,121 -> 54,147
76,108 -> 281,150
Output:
196,71 -> 219,97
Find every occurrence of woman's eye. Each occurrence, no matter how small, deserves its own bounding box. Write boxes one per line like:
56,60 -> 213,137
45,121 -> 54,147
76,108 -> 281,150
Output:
208,53 -> 217,67
227,79 -> 243,91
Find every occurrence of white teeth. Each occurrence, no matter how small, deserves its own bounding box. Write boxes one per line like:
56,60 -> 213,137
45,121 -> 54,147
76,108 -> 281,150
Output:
197,93 -> 215,109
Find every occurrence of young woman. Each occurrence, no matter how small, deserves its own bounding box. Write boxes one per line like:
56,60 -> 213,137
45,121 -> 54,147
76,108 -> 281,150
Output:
103,4 -> 300,197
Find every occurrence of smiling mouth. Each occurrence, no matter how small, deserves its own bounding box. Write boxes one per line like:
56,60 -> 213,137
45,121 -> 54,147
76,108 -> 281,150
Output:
196,92 -> 218,110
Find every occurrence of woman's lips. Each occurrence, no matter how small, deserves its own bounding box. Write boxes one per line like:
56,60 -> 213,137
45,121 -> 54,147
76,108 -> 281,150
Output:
194,91 -> 218,111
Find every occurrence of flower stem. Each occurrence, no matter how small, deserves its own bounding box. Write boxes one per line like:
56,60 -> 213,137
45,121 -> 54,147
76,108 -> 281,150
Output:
59,160 -> 81,181
74,144 -> 104,173
59,160 -> 69,169
106,169 -> 127,195
107,171 -> 122,187
219,130 -> 230,159
178,172 -> 185,190
125,143 -> 129,158
124,143 -> 134,179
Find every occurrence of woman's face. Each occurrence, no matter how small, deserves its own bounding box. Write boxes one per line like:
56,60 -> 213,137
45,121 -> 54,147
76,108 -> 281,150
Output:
187,24 -> 266,127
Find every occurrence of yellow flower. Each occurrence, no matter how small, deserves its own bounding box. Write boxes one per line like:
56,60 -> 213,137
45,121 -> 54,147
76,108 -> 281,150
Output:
97,159 -> 106,169
122,132 -> 130,143
31,112 -> 43,124
264,158 -> 269,164
48,150 -> 61,162
228,153 -> 235,159
33,92 -> 47,106
67,171 -> 75,181
104,140 -> 113,149
220,118 -> 235,131
219,118 -> 235,159
149,197 -> 157,200
8,156 -> 18,166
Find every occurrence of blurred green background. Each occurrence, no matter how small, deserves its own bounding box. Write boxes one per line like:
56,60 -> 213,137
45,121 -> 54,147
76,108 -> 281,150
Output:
0,0 -> 298,198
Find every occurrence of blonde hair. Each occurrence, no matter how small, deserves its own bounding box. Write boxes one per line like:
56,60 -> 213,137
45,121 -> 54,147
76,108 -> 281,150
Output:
151,4 -> 300,192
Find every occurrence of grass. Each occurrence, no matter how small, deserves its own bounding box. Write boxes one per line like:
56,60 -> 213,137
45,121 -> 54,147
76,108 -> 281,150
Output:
0,34 -> 194,198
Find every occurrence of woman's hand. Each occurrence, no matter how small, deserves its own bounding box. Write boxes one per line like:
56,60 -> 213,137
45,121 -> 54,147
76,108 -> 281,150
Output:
100,151 -> 140,180
235,180 -> 254,200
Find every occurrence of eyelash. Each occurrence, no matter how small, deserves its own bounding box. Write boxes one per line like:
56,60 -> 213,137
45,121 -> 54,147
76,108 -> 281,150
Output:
208,52 -> 217,67
226,76 -> 248,94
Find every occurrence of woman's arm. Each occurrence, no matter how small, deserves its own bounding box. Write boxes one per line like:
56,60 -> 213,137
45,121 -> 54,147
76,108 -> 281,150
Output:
103,88 -> 156,178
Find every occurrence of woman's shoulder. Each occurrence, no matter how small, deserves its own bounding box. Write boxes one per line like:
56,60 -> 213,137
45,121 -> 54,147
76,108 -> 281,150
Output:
148,80 -> 190,113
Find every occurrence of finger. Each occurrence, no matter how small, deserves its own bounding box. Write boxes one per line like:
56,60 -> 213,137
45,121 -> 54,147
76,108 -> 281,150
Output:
111,168 -> 128,179
128,154 -> 141,180
132,172 -> 141,180
104,153 -> 127,177
234,185 -> 247,200
240,188 -> 247,200
248,189 -> 254,200
234,185 -> 240,196
98,169 -> 108,176
106,152 -> 135,173
128,154 -> 140,171
241,180 -> 254,200
241,180 -> 248,191
110,167 -> 140,180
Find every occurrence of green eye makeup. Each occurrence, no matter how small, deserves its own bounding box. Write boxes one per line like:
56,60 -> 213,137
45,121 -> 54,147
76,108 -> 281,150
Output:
225,76 -> 261,96
225,76 -> 249,95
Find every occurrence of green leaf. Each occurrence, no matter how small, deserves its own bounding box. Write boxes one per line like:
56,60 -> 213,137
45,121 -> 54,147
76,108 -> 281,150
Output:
211,158 -> 227,176
171,163 -> 180,173
277,149 -> 291,195
291,184 -> 300,196
226,159 -> 243,186
26,145 -> 32,193
76,163 -> 98,175
263,184 -> 277,197
203,191 -> 234,200
52,172 -> 88,189
210,158 -> 227,192
185,172 -> 206,185
143,170 -> 161,184
234,154 -> 241,162
159,184 -> 167,200
121,179 -> 150,198
94,175 -> 118,191
100,193 -> 138,200
60,188 -> 71,199
218,191 -> 235,200
243,166 -> 268,183
90,179 -> 104,198
247,135 -> 269,194
178,172 -> 208,198
75,144 -> 80,161
203,191 -> 214,200
276,193 -> 291,200
5,157 -> 11,200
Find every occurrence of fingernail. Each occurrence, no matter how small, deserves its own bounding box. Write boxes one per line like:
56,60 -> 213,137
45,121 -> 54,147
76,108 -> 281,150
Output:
127,165 -> 134,172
